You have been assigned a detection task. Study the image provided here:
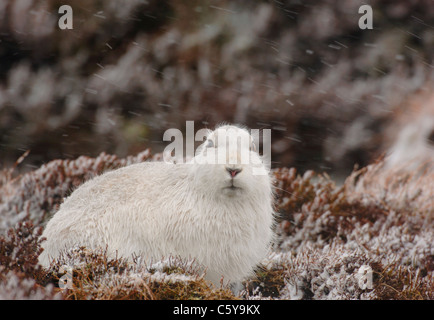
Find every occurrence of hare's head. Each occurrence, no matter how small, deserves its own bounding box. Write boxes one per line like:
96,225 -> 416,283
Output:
192,125 -> 270,199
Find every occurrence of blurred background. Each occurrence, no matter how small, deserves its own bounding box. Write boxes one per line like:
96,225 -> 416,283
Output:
0,0 -> 433,180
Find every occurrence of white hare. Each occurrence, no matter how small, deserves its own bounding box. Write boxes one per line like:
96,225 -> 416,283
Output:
39,124 -> 275,286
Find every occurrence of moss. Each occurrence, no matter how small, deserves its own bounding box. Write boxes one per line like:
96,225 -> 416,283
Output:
245,265 -> 287,299
373,262 -> 434,300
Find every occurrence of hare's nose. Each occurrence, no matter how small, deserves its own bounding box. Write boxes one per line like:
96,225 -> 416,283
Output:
226,167 -> 242,178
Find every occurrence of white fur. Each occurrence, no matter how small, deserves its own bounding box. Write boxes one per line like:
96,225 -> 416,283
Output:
39,125 -> 275,286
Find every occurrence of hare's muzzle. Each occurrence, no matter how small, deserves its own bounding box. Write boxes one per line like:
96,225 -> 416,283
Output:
226,167 -> 242,178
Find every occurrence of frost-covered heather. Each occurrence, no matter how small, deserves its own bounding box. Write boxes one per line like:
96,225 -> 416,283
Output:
0,271 -> 62,300
1,147 -> 433,299
269,152 -> 433,299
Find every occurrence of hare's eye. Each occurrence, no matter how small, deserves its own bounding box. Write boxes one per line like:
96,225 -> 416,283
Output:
206,139 -> 214,148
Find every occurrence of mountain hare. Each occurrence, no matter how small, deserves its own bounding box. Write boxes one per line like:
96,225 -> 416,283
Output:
39,124 -> 275,286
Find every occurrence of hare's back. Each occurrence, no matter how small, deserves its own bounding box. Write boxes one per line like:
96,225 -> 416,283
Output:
60,161 -> 178,212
